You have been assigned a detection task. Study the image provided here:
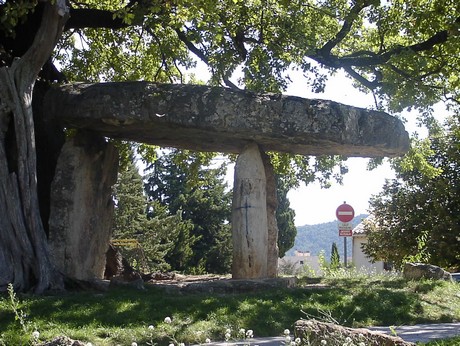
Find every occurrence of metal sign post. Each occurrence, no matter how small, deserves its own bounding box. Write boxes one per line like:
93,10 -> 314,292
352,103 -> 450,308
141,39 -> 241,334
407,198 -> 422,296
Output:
336,202 -> 355,267
344,237 -> 347,267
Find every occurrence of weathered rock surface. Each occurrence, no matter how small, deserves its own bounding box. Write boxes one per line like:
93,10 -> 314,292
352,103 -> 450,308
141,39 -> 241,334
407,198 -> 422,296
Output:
109,276 -> 145,290
295,319 -> 416,346
104,244 -> 124,279
148,276 -> 297,294
232,143 -> 268,279
262,151 -> 279,278
44,82 -> 409,157
39,336 -> 86,346
104,244 -> 144,290
49,132 -> 118,281
403,262 -> 453,281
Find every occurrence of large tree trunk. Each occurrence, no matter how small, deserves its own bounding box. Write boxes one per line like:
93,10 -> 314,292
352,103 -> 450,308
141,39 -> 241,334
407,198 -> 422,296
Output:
0,1 -> 68,293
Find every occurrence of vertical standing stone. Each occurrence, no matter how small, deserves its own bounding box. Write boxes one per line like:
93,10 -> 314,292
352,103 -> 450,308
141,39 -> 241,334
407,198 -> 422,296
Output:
232,143 -> 268,279
262,152 -> 279,278
49,131 -> 118,281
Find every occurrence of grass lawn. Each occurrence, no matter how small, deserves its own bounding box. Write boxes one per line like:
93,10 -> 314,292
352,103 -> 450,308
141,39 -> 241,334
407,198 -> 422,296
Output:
424,337 -> 460,346
1,273 -> 459,345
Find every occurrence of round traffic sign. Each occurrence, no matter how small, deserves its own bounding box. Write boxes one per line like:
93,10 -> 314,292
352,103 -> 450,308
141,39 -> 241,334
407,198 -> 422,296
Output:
336,202 -> 355,222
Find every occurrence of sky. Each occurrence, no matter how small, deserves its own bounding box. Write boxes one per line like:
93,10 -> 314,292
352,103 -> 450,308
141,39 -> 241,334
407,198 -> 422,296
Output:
287,158 -> 394,226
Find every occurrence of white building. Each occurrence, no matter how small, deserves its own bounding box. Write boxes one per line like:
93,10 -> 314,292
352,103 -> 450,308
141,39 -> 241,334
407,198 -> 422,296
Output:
279,251 -> 322,276
352,216 -> 385,273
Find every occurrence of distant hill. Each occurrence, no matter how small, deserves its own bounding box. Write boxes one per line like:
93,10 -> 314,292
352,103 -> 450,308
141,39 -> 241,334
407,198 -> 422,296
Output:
285,214 -> 368,259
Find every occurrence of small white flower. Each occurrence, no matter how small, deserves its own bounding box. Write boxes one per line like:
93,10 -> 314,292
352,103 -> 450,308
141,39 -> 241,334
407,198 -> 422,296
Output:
295,338 -> 301,344
131,342 -> 138,346
284,329 -> 290,336
358,343 -> 365,346
168,343 -> 174,346
290,341 -> 296,346
148,324 -> 155,330
246,329 -> 254,338
285,335 -> 292,343
205,338 -> 211,343
164,316 -> 172,324
32,331 -> 40,339
225,332 -> 231,340
358,333 -> 364,339
86,343 -> 93,346
226,328 -> 232,334
179,343 -> 185,346
239,328 -> 246,335
345,337 -> 351,343
320,340 -> 327,345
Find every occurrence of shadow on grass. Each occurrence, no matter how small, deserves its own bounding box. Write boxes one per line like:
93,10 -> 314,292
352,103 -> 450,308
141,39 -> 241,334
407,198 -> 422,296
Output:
410,280 -> 446,294
340,287 -> 422,326
0,278 -> 457,343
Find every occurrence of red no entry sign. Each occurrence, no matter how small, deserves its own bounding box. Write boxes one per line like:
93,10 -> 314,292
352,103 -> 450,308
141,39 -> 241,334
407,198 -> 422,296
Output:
336,202 -> 355,222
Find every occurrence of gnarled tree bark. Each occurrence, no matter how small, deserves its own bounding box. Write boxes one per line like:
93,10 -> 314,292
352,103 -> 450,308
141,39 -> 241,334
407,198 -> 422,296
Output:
0,1 -> 68,293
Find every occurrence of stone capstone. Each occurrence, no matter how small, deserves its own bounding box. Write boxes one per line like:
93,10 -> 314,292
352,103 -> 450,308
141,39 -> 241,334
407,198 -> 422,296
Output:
44,82 -> 409,157
295,319 -> 416,346
403,262 -> 453,281
48,132 -> 118,281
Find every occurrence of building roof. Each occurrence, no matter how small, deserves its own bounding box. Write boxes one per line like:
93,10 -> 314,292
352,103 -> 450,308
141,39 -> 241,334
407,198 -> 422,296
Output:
352,215 -> 374,236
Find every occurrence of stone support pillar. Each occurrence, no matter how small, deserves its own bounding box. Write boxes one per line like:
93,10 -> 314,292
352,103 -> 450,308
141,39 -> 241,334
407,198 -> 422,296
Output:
232,143 -> 268,279
48,131 -> 118,281
262,152 -> 279,278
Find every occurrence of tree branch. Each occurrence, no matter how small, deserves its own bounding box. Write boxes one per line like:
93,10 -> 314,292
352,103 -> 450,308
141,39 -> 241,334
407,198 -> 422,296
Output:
406,30 -> 449,54
322,29 -> 450,69
223,78 -> 240,90
17,1 -> 69,86
313,16 -> 458,71
65,8 -> 126,30
444,96 -> 460,105
318,0 -> 373,57
175,28 -> 209,65
343,66 -> 379,89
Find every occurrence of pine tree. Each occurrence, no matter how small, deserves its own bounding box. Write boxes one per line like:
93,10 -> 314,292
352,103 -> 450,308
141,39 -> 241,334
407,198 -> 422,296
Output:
112,155 -> 148,240
330,242 -> 341,269
112,151 -> 193,272
276,175 -> 297,258
144,149 -> 232,273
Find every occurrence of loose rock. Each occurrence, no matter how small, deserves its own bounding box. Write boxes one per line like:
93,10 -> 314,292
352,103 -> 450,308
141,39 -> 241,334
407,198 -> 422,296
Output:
403,263 -> 453,281
39,336 -> 87,346
295,319 -> 416,346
